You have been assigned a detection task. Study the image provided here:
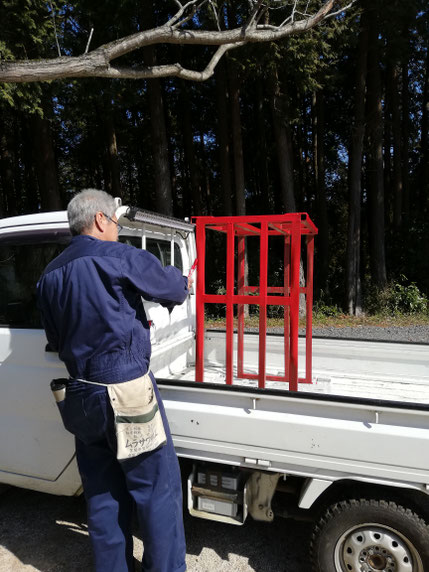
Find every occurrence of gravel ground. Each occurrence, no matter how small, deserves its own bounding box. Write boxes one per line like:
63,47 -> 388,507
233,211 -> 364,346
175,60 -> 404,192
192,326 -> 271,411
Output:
213,324 -> 429,344
308,324 -> 429,344
0,486 -> 312,572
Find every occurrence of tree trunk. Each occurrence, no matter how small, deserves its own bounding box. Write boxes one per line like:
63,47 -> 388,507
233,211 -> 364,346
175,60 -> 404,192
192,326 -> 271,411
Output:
228,61 -> 246,216
366,4 -> 387,288
199,130 -> 211,214
12,113 -> 23,213
143,45 -> 173,216
301,96 -> 312,209
401,45 -> 410,223
312,90 -> 329,296
270,69 -> 296,212
0,116 -> 16,216
228,58 -> 250,316
386,60 -> 403,229
346,10 -> 368,315
126,156 -> 134,205
420,39 -> 429,212
269,69 -> 308,313
256,77 -> 271,212
103,101 -> 121,197
383,90 -> 392,224
215,61 -> 233,216
181,83 -> 203,215
30,110 -> 62,211
20,120 -> 39,213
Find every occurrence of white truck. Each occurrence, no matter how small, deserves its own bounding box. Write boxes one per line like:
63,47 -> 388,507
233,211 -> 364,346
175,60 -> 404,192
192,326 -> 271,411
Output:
1,206 -> 429,572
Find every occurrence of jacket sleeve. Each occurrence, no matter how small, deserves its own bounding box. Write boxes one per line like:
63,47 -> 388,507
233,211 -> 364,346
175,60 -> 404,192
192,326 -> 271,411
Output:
36,277 -> 59,352
120,247 -> 188,307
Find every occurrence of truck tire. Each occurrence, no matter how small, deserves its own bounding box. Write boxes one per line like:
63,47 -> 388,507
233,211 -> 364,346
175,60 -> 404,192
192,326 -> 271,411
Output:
311,499 -> 429,572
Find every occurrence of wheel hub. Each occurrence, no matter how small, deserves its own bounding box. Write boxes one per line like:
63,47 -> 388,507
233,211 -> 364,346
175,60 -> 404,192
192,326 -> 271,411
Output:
336,525 -> 415,572
358,545 -> 391,570
366,551 -> 387,570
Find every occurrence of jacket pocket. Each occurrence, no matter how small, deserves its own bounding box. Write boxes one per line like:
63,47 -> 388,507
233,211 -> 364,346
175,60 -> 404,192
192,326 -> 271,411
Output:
61,391 -> 107,445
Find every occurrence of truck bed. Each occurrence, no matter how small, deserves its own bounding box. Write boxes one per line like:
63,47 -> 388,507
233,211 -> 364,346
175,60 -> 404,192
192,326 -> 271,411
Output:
152,333 -> 429,498
157,331 -> 429,404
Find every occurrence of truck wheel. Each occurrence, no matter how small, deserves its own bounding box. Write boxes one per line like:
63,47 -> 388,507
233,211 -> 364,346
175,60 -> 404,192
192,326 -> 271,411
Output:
311,499 -> 429,572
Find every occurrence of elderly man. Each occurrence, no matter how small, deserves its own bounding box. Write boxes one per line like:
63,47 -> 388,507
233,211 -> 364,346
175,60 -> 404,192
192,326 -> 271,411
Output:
37,189 -> 188,572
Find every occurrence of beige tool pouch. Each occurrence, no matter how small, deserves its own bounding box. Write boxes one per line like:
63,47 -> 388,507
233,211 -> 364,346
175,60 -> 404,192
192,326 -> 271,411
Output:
107,372 -> 167,460
78,372 -> 166,460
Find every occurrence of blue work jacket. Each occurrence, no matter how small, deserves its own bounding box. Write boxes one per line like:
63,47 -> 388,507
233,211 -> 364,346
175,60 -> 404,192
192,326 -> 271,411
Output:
37,234 -> 189,383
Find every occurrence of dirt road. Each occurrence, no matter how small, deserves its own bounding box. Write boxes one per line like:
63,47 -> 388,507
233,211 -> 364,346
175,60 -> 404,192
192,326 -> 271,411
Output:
0,487 -> 312,571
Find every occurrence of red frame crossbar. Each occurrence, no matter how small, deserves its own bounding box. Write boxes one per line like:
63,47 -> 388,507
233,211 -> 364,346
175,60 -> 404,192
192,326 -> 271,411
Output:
194,213 -> 317,391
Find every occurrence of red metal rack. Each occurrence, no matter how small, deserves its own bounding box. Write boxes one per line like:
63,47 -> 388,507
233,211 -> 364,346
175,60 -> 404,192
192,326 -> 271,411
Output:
193,213 -> 318,391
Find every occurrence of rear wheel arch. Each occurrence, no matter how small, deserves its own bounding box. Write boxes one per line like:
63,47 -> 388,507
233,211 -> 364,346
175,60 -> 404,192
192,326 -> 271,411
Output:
305,479 -> 429,520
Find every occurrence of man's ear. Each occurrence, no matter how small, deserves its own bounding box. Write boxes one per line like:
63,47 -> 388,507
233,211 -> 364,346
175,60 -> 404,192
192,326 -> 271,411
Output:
94,211 -> 105,233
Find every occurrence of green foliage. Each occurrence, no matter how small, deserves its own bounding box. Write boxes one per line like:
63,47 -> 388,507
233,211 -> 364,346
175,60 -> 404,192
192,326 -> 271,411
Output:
0,0 -> 64,112
313,300 -> 342,318
0,83 -> 44,114
365,276 -> 429,316
0,40 -> 17,107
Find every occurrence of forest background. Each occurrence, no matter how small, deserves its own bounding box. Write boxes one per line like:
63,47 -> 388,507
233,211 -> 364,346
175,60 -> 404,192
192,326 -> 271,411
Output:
0,0 -> 428,319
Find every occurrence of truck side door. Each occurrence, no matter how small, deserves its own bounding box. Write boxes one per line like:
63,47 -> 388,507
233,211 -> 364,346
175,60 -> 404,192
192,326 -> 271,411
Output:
0,230 -> 76,483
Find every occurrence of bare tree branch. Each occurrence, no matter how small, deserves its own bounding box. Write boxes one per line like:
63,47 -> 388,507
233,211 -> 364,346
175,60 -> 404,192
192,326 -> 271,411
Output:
209,0 -> 222,32
291,0 -> 298,23
244,0 -> 265,30
324,1 -> 355,20
0,0 -> 354,84
85,28 -> 94,55
166,0 -> 206,27
104,42 -> 245,81
172,1 -> 211,30
48,1 -> 62,57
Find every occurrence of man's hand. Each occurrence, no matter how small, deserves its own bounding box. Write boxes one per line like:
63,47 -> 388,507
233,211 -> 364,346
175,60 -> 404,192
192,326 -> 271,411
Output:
187,259 -> 197,293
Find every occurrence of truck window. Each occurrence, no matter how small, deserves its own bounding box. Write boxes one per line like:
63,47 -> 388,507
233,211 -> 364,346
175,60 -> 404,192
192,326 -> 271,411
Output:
0,234 -> 70,328
119,236 -> 183,272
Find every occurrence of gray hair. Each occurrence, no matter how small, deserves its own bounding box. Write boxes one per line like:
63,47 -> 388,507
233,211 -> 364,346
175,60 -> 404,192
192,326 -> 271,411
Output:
67,189 -> 117,236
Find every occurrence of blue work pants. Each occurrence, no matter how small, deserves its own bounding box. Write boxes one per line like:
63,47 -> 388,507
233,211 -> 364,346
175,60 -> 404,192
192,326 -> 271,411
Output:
60,374 -> 187,572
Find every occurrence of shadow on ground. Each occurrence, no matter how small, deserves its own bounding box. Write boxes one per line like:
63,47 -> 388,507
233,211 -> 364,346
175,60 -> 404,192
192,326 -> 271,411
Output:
0,487 -> 312,572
